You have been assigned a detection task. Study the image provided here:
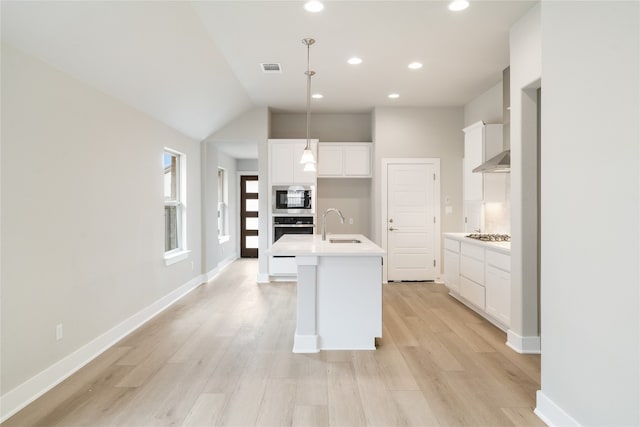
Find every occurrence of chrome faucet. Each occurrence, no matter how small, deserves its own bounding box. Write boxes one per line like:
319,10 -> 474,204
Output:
322,208 -> 345,240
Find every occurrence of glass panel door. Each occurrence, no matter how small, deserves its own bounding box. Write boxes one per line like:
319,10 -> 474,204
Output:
240,175 -> 259,258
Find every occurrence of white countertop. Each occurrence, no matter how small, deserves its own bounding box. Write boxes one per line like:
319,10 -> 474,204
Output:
268,234 -> 385,257
444,232 -> 511,254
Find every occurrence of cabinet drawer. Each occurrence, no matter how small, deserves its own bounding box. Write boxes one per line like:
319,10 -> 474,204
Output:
460,276 -> 485,310
461,242 -> 484,261
269,256 -> 297,275
444,238 -> 460,253
460,255 -> 484,285
486,250 -> 510,272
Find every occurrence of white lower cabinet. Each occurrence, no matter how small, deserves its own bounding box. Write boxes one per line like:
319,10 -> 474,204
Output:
460,243 -> 485,310
444,242 -> 460,294
269,256 -> 297,276
443,235 -> 511,330
485,252 -> 511,326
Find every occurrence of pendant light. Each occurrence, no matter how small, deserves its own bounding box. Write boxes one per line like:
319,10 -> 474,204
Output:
300,38 -> 316,171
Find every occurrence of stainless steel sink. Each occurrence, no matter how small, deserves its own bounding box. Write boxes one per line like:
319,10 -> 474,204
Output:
329,238 -> 361,243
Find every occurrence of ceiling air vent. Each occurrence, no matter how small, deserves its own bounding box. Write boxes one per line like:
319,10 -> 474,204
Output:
261,63 -> 282,73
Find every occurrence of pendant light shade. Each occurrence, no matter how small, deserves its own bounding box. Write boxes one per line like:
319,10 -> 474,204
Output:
301,38 -> 316,166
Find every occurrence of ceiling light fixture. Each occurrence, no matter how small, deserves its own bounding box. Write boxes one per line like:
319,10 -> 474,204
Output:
304,1 -> 324,12
347,57 -> 363,65
388,93 -> 400,99
448,0 -> 469,11
300,38 -> 317,171
312,93 -> 323,99
408,62 -> 423,70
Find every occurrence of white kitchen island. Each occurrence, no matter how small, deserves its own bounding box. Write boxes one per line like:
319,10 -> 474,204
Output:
267,234 -> 385,353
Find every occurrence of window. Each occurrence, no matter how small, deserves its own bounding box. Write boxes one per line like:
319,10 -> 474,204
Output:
217,168 -> 228,239
164,149 -> 188,263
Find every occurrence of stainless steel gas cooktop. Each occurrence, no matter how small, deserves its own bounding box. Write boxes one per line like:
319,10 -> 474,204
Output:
465,233 -> 511,242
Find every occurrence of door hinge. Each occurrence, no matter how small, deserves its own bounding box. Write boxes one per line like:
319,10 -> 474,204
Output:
433,173 -> 436,181
433,259 -> 436,267
433,216 -> 436,224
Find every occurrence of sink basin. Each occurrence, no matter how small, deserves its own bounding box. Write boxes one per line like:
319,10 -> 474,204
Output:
329,238 -> 361,243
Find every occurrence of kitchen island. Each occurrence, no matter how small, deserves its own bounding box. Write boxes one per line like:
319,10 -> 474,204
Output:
267,234 -> 385,353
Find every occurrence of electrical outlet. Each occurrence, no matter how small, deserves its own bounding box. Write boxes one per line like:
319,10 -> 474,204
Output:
190,261 -> 195,271
56,323 -> 63,341
349,218 -> 354,225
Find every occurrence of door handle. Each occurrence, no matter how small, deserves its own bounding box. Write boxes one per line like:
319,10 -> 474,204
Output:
389,227 -> 396,231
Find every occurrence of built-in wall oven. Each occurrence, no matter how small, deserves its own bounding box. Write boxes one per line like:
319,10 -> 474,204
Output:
272,216 -> 315,242
272,186 -> 313,214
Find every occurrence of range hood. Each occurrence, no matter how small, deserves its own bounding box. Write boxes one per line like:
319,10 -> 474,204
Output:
472,150 -> 510,173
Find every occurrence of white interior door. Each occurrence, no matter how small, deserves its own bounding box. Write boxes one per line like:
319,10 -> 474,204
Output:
385,161 -> 438,281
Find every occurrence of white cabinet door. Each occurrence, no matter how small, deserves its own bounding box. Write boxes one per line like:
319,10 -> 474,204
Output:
317,144 -> 343,176
463,123 -> 484,201
292,141 -> 317,185
344,145 -> 371,177
317,142 -> 371,178
270,143 -> 294,185
485,264 -> 511,326
444,248 -> 460,293
269,140 -> 317,185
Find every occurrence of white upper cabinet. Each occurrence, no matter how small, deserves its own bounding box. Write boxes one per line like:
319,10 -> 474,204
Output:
463,122 -> 485,201
269,139 -> 318,185
463,121 -> 505,205
317,142 -> 372,178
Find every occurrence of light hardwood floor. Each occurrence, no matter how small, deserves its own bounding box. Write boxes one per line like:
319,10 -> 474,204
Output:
4,259 -> 544,426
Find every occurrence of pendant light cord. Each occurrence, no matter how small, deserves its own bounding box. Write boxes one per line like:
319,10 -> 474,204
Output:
303,38 -> 315,151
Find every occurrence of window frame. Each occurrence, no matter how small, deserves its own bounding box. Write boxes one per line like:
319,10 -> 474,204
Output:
218,167 -> 229,242
164,148 -> 189,265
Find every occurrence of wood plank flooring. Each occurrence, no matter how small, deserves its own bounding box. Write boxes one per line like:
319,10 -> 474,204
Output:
4,259 -> 544,426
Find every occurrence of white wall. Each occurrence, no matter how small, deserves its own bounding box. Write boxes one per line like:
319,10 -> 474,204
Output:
464,81 -> 502,126
372,107 -> 464,246
508,3 -> 541,351
537,2 -> 639,426
1,44 -> 202,404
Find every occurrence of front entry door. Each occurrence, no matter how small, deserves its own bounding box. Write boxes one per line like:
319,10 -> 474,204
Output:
385,161 -> 439,281
240,175 -> 259,258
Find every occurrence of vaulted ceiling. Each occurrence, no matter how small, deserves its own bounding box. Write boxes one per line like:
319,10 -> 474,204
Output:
1,1 -> 536,143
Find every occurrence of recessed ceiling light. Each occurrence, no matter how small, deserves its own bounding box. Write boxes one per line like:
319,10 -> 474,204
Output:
388,93 -> 400,99
312,93 -> 323,99
304,1 -> 324,12
347,57 -> 363,65
408,62 -> 423,70
448,0 -> 469,11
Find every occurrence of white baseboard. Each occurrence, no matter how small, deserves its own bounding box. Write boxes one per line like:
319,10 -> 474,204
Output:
293,333 -> 320,353
506,329 -> 541,354
206,255 -> 237,282
0,273 -> 206,423
256,273 -> 270,283
535,390 -> 581,426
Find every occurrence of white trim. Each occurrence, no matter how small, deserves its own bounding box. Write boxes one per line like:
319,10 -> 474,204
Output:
164,249 -> 191,266
256,273 -> 270,283
237,171 -> 259,260
506,329 -> 541,354
0,273 -> 206,423
381,158 -> 441,283
535,390 -> 582,427
206,254 -> 237,282
293,333 -> 320,353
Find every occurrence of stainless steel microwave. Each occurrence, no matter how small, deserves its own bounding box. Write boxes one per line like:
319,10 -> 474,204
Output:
272,186 -> 314,214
